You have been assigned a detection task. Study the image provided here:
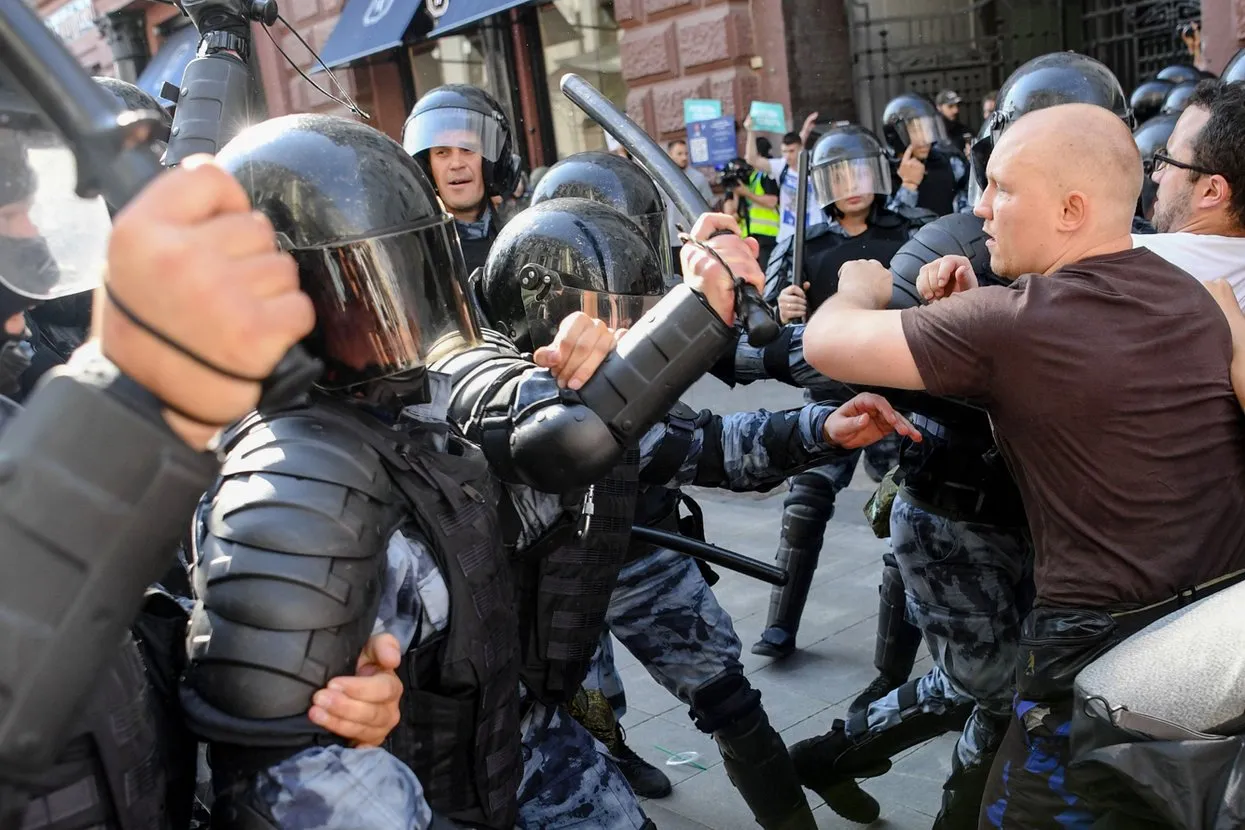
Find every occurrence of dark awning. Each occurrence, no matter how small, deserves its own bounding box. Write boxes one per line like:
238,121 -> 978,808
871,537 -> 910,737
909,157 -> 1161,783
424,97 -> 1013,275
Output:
427,0 -> 532,37
318,0 -> 424,70
318,0 -> 536,70
136,23 -> 199,106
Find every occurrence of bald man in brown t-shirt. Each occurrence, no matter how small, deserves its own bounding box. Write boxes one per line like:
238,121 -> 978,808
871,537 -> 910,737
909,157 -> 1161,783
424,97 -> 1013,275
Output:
792,104 -> 1245,826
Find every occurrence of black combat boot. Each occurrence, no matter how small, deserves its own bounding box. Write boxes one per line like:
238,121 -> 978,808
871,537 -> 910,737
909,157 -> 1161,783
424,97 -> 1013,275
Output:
847,671 -> 909,718
791,685 -> 970,824
932,751 -> 995,830
714,707 -> 818,830
610,724 -> 673,799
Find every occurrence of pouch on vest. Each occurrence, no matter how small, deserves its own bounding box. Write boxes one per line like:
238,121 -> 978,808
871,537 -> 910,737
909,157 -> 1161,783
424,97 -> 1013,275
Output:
864,467 -> 901,540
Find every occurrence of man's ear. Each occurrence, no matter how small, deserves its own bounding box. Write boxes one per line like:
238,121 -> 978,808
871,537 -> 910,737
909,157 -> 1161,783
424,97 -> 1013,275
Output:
1199,174 -> 1233,213
1059,190 -> 1090,232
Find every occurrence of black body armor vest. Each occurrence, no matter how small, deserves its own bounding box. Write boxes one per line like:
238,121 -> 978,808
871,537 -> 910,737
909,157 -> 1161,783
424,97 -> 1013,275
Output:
20,634 -> 168,830
915,150 -> 959,217
898,409 -> 1025,527
511,449 -> 639,704
380,428 -> 522,830
804,222 -> 911,314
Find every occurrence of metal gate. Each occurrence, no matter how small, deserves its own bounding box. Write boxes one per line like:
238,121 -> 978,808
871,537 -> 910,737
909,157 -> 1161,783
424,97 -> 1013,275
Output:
1080,0 -> 1202,93
845,0 -> 1065,134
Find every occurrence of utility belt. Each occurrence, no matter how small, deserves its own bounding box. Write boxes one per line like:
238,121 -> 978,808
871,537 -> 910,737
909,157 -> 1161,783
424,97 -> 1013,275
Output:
898,481 -> 1025,528
1016,567 -> 1245,703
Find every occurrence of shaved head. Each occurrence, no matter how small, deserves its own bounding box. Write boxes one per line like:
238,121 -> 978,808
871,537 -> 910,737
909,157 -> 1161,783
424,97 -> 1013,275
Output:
976,103 -> 1141,277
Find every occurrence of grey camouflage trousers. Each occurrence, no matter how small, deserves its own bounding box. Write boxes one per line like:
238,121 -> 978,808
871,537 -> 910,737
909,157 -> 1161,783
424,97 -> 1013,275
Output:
510,698 -> 649,829
853,496 -> 1033,767
584,546 -> 743,720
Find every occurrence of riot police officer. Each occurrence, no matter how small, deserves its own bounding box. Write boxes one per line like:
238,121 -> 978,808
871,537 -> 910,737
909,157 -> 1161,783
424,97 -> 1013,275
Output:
402,84 -> 521,274
12,78 -> 171,400
181,112 -> 680,830
751,123 -> 932,662
1133,112 -> 1178,225
1129,78 -> 1175,125
789,51 -> 1136,829
882,93 -> 970,217
528,150 -> 674,278
477,196 -> 920,830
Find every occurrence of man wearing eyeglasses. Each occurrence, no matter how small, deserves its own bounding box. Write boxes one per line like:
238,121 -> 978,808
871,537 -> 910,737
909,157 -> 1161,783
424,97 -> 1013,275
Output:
1135,80 -> 1245,310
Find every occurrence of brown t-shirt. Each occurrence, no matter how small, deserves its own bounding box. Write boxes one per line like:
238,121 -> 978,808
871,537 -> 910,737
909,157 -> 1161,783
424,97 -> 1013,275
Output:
901,247 -> 1245,609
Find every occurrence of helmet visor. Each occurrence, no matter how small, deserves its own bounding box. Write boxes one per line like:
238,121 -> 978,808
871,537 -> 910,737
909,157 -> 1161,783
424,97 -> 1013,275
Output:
1,128 -> 109,313
633,210 -> 672,277
403,107 -> 507,163
520,266 -> 661,351
898,115 -> 948,149
810,156 -> 893,209
292,216 -> 482,390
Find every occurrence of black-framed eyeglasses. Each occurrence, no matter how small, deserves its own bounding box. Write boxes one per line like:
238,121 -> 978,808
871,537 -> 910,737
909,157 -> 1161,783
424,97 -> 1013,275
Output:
1151,149 -> 1217,177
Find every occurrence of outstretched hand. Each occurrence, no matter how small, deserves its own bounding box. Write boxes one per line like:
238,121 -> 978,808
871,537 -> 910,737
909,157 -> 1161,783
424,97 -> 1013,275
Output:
823,392 -> 922,450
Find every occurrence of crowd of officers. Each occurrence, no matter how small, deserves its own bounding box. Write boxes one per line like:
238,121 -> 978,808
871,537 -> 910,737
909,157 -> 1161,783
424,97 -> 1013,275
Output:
1,36 -> 1245,830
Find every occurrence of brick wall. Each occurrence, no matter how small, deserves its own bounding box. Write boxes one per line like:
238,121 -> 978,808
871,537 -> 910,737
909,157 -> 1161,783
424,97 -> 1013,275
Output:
616,0 -> 764,147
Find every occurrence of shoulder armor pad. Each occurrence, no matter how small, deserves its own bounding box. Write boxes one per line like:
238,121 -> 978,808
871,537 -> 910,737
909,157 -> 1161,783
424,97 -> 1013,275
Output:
185,405 -> 398,725
221,407 -> 395,501
889,213 -> 991,309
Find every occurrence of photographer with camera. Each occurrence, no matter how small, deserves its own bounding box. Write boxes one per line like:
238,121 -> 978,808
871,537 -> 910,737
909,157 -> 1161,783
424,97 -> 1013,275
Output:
721,157 -> 781,269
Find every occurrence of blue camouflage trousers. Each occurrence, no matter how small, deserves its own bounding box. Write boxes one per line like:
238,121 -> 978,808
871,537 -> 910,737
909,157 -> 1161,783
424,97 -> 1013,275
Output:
583,546 -> 743,720
512,699 -> 649,829
853,496 -> 1032,768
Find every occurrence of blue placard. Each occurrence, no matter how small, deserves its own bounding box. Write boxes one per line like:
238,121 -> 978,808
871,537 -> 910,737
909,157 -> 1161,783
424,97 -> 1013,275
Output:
683,98 -> 723,125
748,100 -> 788,133
686,116 -> 738,167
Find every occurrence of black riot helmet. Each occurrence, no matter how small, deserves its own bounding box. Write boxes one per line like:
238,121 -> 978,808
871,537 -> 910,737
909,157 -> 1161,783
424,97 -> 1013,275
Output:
93,77 -> 171,194
1129,78 -> 1175,124
1161,81 -> 1199,115
881,92 -> 949,154
809,123 -> 893,211
1132,113 -> 1178,220
402,85 -> 521,199
0,80 -> 110,327
528,151 -> 673,277
479,198 -> 664,353
216,113 -> 481,394
1156,64 -> 1202,85
1222,48 -> 1245,84
972,51 -> 1131,189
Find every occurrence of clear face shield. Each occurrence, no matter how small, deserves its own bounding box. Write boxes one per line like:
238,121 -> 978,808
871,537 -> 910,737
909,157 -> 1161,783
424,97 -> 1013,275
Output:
810,156 -> 893,210
897,115 -> 949,150
291,215 -> 482,390
403,107 -> 507,163
0,125 -> 110,323
633,210 -> 673,278
519,263 -> 661,351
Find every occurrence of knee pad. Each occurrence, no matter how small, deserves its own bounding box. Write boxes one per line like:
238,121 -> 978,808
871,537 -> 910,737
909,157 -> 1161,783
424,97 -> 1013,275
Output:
880,558 -> 906,608
782,474 -> 839,547
689,673 -> 762,735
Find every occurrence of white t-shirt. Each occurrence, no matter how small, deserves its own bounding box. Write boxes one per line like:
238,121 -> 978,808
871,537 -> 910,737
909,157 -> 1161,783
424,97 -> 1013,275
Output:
1132,233 -> 1245,311
766,157 -> 826,243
